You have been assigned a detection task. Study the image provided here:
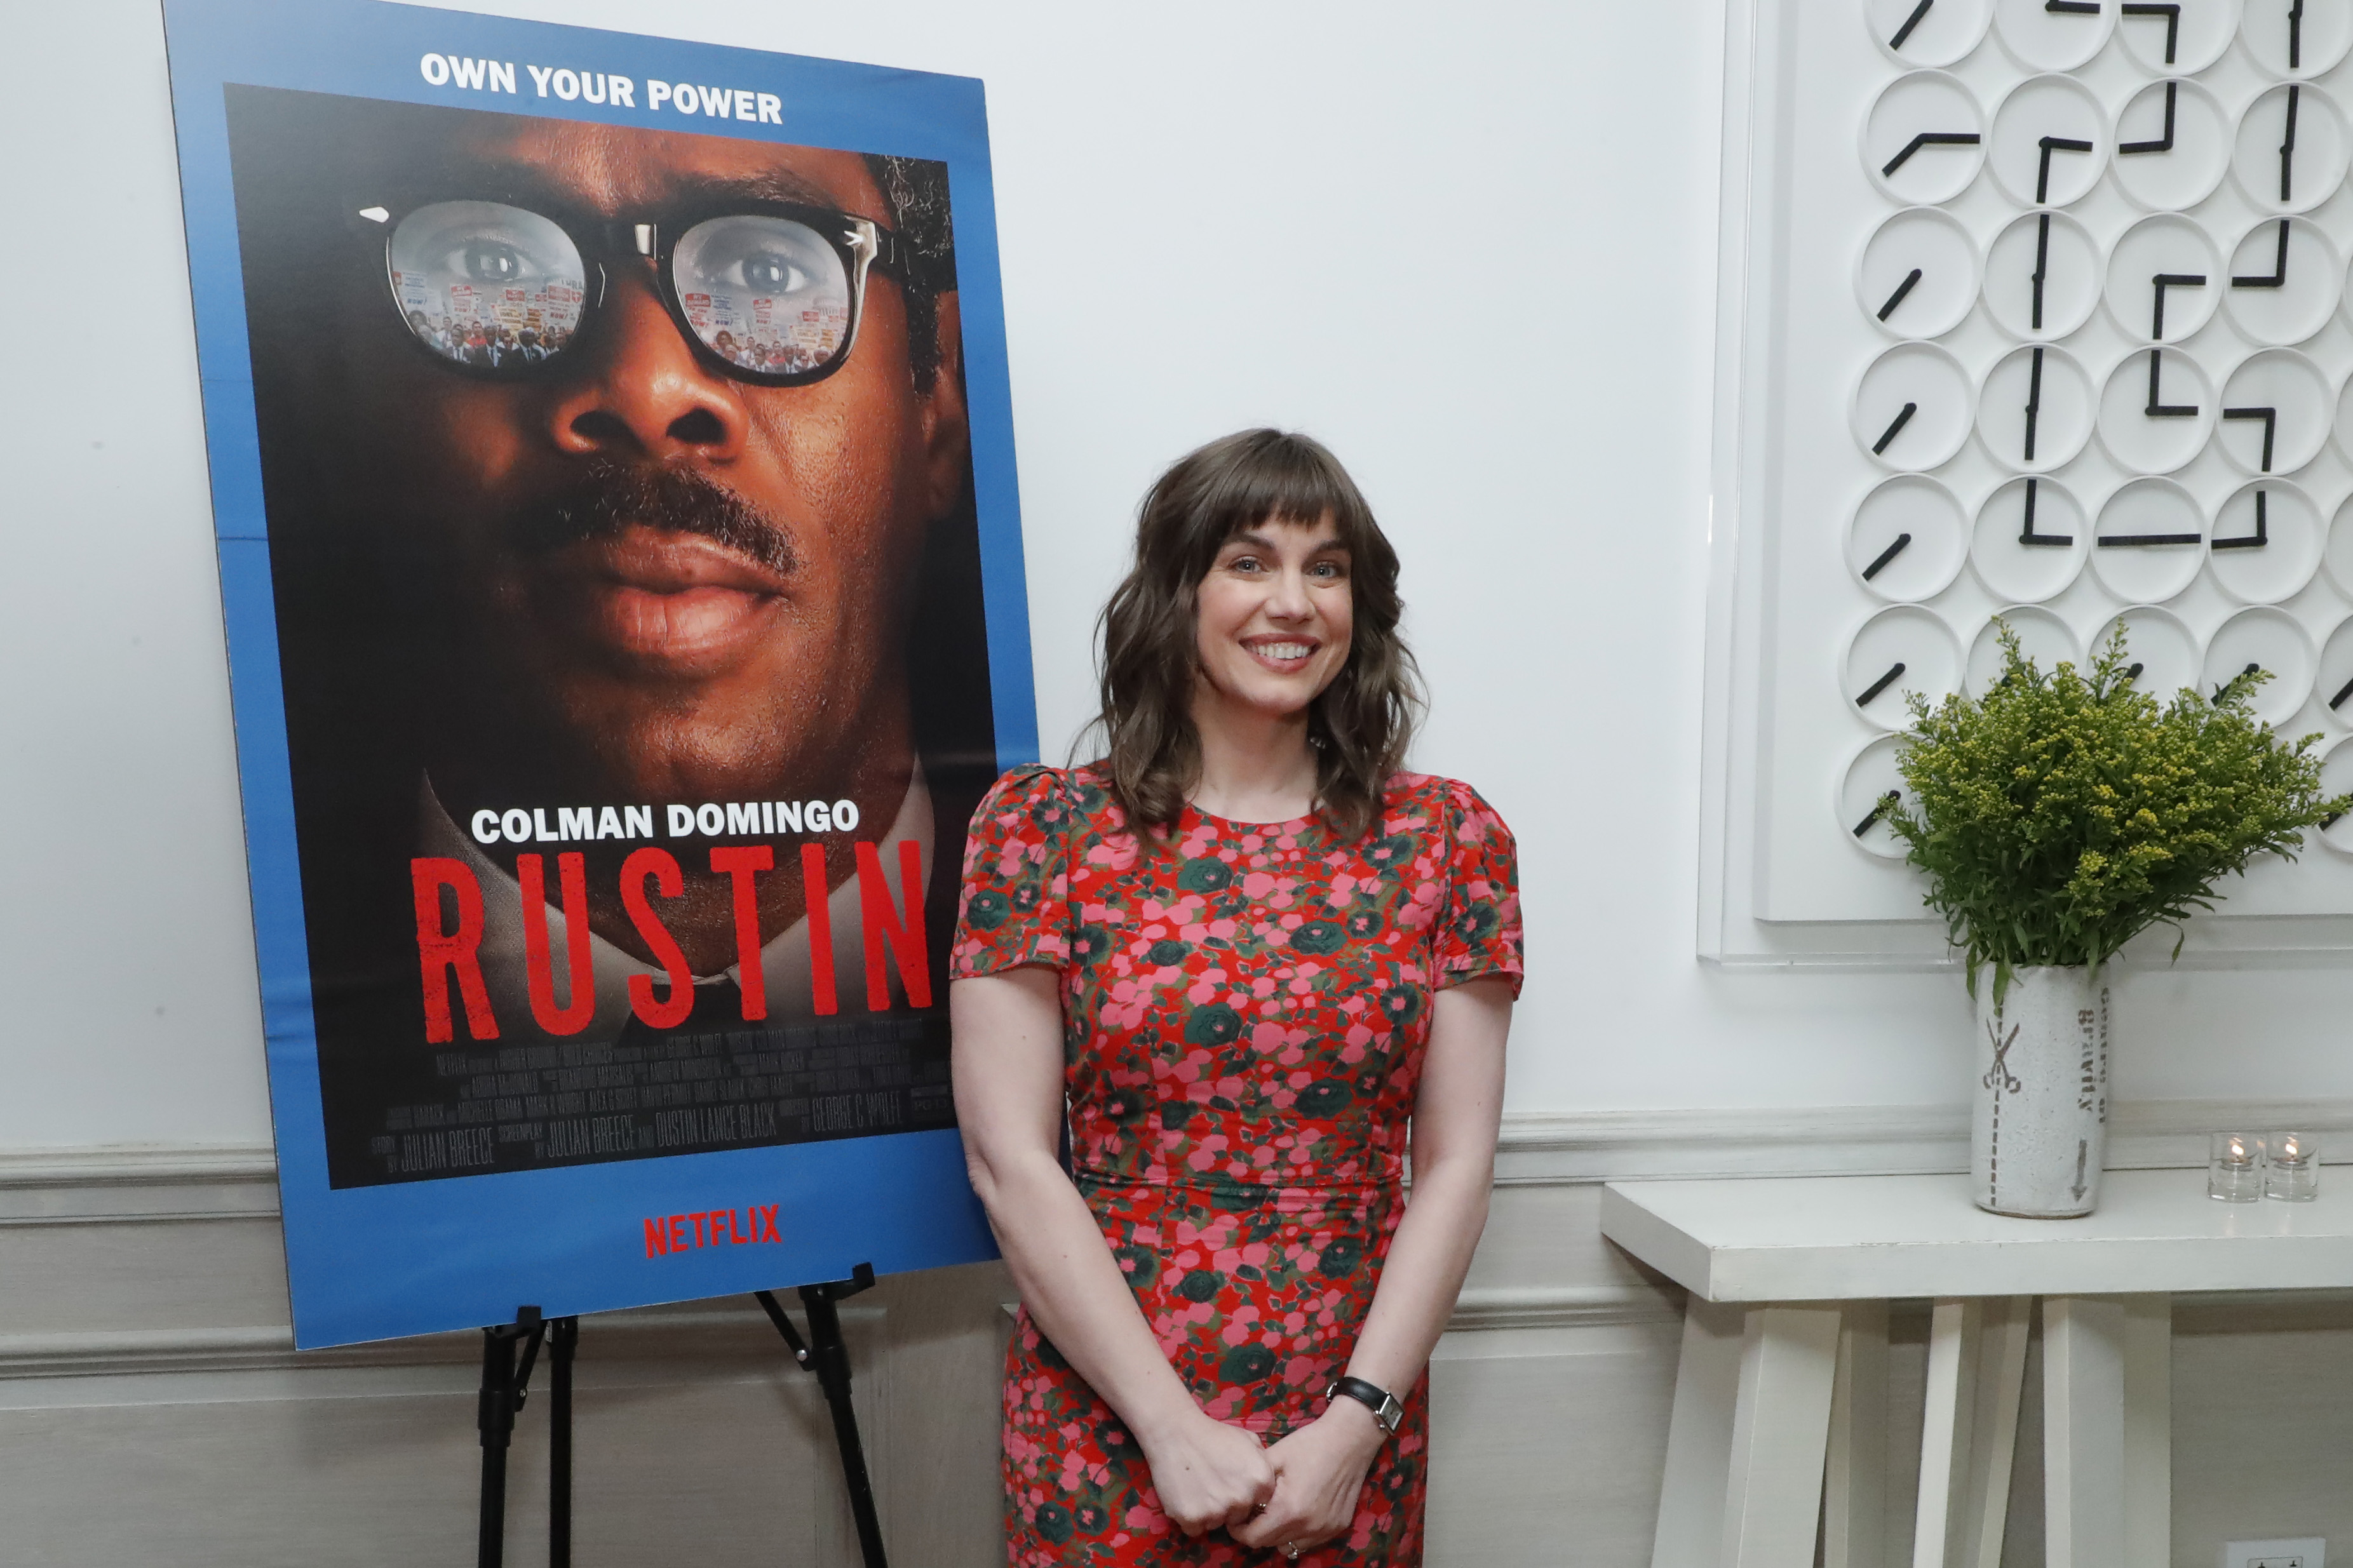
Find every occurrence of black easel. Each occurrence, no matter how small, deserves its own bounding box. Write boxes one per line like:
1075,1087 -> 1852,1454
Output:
475,1306 -> 581,1568
755,1263 -> 888,1568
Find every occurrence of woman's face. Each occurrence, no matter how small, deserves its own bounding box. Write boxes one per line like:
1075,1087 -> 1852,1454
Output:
1192,513 -> 1354,720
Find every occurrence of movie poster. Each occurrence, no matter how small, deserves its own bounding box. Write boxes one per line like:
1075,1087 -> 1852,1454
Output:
162,0 -> 1035,1346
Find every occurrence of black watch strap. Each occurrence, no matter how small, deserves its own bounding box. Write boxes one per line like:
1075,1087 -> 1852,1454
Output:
1325,1374 -> 1403,1435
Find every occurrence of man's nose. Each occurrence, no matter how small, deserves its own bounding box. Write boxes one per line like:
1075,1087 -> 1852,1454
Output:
541,267 -> 748,460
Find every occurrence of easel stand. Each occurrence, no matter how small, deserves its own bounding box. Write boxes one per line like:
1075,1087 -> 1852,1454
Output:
756,1263 -> 889,1568
470,1269 -> 884,1568
475,1306 -> 580,1568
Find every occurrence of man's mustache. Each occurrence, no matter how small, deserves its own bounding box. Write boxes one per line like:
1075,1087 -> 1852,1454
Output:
503,460 -> 799,577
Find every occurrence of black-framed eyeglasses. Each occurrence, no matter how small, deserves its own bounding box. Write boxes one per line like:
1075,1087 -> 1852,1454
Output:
360,195 -> 950,388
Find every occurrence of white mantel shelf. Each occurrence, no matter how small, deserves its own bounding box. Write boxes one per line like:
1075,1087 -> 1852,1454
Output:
1601,1167 -> 2353,1304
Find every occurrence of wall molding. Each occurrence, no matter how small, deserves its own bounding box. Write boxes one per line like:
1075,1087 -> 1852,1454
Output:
1493,1099 -> 2353,1184
17,1097 -> 2353,1207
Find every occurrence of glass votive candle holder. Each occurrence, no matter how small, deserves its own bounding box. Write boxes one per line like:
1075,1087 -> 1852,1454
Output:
2267,1132 -> 2319,1202
2209,1132 -> 2265,1202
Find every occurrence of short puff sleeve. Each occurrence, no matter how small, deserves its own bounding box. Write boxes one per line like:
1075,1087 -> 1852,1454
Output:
952,766 -> 1079,977
1433,780 -> 1524,998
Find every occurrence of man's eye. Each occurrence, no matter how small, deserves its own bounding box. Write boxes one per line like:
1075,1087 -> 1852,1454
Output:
732,250 -> 811,294
459,239 -> 533,284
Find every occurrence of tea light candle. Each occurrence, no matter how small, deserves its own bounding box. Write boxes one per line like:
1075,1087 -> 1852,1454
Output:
2266,1131 -> 2319,1203
2209,1131 -> 2265,1202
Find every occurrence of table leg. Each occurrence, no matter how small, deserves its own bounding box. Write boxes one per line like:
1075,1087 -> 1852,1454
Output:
2044,1296 -> 2127,1568
1651,1297 -> 1745,1568
2122,1296 -> 2171,1568
1824,1300 -> 1888,1568
1649,1299 -> 1842,1568
1722,1303 -> 1843,1568
1913,1296 -> 2030,1568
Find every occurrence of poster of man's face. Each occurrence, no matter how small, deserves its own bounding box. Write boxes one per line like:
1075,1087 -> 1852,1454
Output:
225,85 -> 1004,1188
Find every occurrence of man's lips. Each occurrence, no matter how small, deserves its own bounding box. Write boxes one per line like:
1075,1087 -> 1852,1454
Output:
536,528 -> 790,667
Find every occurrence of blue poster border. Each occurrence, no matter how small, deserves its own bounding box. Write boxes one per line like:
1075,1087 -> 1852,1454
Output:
160,0 -> 1034,1348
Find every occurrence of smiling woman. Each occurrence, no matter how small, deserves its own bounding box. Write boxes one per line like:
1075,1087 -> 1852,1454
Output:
949,431 -> 1523,1566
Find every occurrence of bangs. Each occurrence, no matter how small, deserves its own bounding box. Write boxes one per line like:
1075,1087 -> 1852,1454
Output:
1182,434 -> 1384,579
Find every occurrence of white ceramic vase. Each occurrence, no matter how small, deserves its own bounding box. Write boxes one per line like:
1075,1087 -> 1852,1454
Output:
1971,965 -> 2109,1217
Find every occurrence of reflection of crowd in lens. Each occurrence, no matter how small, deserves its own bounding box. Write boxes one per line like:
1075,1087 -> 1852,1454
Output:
705,325 -> 840,377
407,311 -> 579,368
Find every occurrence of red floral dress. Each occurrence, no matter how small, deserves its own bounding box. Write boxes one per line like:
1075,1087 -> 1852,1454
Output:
952,765 -> 1523,1566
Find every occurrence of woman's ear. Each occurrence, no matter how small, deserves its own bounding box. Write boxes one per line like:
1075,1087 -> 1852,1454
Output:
915,292 -> 970,519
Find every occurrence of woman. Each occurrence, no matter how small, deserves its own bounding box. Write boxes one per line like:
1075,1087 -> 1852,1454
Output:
951,429 -> 1520,1565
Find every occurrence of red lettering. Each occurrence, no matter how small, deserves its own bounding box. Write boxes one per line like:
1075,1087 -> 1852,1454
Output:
856,840 -> 931,1010
708,845 -> 774,1021
801,842 -> 838,1015
644,1217 -> 669,1257
691,1211 -> 709,1247
621,848 -> 694,1028
759,1203 -> 781,1242
517,852 -> 597,1035
668,1215 -> 688,1250
410,858 -> 498,1043
729,1209 -> 748,1244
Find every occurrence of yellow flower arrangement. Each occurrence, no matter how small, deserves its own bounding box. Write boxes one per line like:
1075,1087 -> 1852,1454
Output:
1885,620 -> 2349,999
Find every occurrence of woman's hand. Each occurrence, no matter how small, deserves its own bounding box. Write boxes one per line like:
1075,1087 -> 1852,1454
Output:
1136,1409 -> 1278,1537
1228,1400 -> 1384,1557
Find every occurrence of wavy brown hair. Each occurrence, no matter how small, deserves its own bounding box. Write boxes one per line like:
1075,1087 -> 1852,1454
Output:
1088,429 -> 1423,842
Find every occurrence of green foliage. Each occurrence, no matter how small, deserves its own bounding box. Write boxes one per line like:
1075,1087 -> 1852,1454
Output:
1884,622 -> 2347,996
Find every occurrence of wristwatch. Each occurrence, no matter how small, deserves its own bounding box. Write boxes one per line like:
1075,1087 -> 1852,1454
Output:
1325,1374 -> 1403,1435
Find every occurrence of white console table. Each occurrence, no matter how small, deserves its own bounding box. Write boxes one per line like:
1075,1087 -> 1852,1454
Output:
1600,1169 -> 2353,1568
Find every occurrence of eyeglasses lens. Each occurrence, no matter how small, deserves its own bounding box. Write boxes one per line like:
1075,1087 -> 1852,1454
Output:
670,215 -> 853,378
388,201 -> 588,370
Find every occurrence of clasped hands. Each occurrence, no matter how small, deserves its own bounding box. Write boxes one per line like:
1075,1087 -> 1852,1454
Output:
1142,1399 -> 1384,1557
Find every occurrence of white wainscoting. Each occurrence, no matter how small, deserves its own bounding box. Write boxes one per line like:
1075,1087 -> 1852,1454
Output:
4,1107 -> 2350,1565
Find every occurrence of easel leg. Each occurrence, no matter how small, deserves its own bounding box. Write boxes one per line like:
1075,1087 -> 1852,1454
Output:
550,1316 -> 578,1568
756,1264 -> 888,1568
476,1306 -> 546,1568
802,1285 -> 889,1568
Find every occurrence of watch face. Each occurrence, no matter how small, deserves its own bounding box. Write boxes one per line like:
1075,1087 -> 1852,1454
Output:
1967,604 -> 2080,695
2111,79 -> 2230,211
2093,476 -> 2207,601
1849,473 -> 1969,600
1857,206 -> 1981,338
2116,0 -> 2241,72
2093,605 -> 2200,703
1979,344 -> 2094,473
1988,74 -> 2108,207
2209,480 -> 2323,605
2217,350 -> 2331,476
1983,210 -> 2100,340
2204,606 -> 2316,723
1869,0 -> 1996,65
2230,83 -> 2350,215
2222,217 -> 2342,347
1846,605 -> 1964,729
2242,0 -> 2353,77
1864,71 -> 1986,204
1973,476 -> 2088,603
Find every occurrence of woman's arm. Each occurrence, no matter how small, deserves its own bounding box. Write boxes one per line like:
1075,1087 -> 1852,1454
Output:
950,967 -> 1276,1535
1231,974 -> 1513,1556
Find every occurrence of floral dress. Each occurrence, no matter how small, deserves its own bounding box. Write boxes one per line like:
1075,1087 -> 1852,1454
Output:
952,765 -> 1523,1566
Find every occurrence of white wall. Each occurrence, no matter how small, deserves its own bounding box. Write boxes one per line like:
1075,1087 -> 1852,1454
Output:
8,0 -> 2351,1158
